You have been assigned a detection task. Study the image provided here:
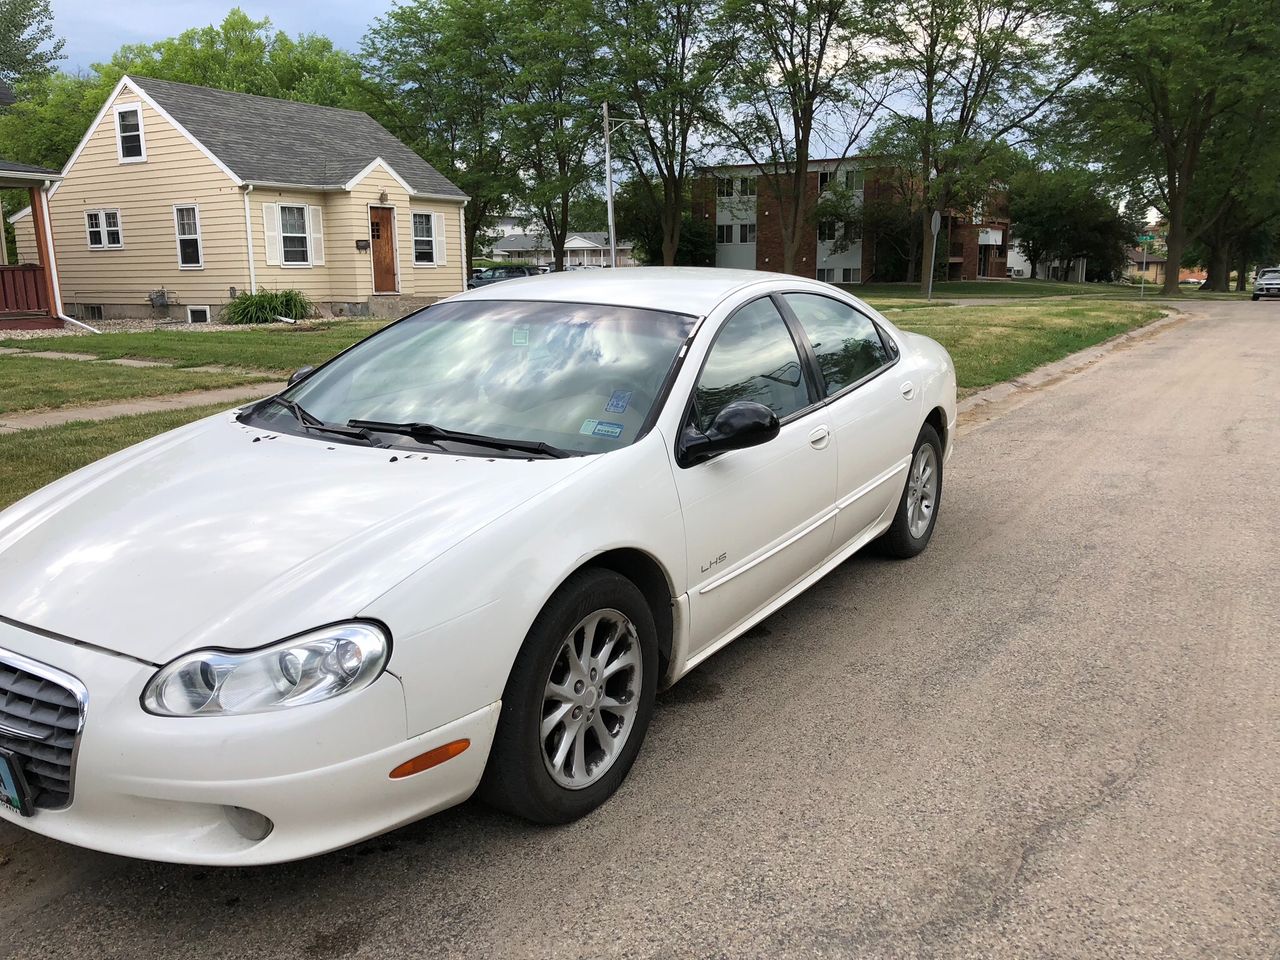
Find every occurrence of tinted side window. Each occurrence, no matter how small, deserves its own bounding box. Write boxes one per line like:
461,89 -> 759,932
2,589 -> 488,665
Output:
784,293 -> 890,396
693,298 -> 811,431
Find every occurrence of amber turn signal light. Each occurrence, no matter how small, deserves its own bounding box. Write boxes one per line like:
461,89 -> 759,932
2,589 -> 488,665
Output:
389,739 -> 471,779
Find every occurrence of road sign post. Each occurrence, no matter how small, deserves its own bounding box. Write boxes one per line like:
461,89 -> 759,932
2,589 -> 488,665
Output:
927,210 -> 941,302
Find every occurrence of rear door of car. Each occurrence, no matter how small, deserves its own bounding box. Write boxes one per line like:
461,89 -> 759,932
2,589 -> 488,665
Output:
777,292 -> 920,550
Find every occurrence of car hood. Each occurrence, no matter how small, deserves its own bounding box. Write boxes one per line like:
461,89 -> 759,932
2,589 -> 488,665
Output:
0,412 -> 592,663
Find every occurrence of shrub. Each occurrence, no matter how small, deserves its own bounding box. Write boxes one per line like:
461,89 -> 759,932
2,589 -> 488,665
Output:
221,290 -> 316,325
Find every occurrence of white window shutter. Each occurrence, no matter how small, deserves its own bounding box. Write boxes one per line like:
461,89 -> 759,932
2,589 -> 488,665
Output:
263,203 -> 281,266
433,212 -> 447,265
308,205 -> 325,265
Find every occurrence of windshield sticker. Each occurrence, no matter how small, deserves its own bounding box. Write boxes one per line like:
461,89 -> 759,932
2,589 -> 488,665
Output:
605,390 -> 632,414
580,419 -> 625,439
512,325 -> 529,346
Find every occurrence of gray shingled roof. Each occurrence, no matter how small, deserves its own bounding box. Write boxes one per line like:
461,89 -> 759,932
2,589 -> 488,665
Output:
494,231 -> 629,251
130,76 -> 466,199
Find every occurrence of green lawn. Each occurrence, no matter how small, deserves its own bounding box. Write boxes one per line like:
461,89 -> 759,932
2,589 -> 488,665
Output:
0,320 -> 388,374
0,404 -> 232,511
0,356 -> 275,416
895,301 -> 1166,388
849,278 -> 1249,301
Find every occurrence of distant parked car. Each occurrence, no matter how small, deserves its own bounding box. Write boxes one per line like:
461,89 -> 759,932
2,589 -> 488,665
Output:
1254,267 -> 1280,301
469,265 -> 542,289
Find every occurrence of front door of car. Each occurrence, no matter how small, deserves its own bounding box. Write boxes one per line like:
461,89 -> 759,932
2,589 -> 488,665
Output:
780,292 -> 921,549
670,296 -> 838,659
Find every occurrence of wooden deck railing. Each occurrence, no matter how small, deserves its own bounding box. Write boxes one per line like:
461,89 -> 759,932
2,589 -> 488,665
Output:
0,264 -> 50,315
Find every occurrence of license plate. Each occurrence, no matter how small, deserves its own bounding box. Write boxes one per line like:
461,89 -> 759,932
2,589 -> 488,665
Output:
0,750 -> 33,817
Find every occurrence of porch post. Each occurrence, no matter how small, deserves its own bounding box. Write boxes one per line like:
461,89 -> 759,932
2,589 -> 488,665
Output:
0,194 -> 7,266
28,185 -> 59,318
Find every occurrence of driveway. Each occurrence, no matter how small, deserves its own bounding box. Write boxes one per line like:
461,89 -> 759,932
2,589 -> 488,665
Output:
1,300 -> 1276,959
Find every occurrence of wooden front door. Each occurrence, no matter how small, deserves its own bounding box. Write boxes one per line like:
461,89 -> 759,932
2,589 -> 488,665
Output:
370,207 -> 397,293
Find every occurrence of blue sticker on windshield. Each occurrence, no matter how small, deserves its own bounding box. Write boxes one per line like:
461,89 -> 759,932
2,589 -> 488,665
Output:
605,390 -> 632,414
593,420 -> 624,439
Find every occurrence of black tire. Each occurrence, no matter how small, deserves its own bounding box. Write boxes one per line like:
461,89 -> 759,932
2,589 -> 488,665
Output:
477,568 -> 658,824
1252,294 -> 1260,301
878,423 -> 944,559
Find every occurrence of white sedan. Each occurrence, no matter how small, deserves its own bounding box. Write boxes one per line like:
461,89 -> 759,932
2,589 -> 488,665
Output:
0,269 -> 955,864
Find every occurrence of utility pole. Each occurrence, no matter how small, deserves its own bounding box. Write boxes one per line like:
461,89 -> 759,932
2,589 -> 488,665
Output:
602,103 -> 644,269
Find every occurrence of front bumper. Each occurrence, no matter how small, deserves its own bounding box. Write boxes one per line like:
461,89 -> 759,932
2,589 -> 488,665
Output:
0,621 -> 499,865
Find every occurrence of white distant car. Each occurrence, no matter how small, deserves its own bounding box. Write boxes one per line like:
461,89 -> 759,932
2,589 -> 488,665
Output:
0,268 -> 955,865
1254,267 -> 1280,300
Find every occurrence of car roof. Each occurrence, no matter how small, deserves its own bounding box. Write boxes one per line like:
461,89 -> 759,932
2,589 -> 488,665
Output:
451,266 -> 830,316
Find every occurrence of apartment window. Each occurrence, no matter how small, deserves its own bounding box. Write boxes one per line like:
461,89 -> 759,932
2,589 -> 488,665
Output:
716,177 -> 734,199
818,171 -> 833,193
738,177 -> 757,197
716,224 -> 734,244
85,209 -> 123,249
739,222 -> 757,243
115,105 -> 145,162
845,168 -> 865,191
818,220 -> 837,243
280,205 -> 310,264
816,268 -> 835,283
174,205 -> 202,268
842,267 -> 861,284
409,212 -> 436,264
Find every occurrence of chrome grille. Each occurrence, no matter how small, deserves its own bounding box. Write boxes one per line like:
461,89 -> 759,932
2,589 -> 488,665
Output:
0,652 -> 85,810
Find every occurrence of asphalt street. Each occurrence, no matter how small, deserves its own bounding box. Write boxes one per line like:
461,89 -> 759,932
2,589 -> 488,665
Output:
0,299 -> 1276,959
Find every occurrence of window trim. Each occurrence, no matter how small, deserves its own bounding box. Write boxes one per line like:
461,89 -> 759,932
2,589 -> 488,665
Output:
114,102 -> 147,164
411,211 -> 436,267
173,203 -> 203,270
84,208 -> 124,250
772,290 -> 900,405
279,203 -> 311,268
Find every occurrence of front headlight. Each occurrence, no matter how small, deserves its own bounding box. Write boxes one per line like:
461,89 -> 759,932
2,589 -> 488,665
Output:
141,622 -> 390,717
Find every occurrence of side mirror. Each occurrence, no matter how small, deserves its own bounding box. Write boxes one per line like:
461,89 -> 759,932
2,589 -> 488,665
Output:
679,400 -> 780,467
288,365 -> 315,386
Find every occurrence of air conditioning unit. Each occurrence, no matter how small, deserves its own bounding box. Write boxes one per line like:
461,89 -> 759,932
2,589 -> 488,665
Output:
1011,268 -> 1026,278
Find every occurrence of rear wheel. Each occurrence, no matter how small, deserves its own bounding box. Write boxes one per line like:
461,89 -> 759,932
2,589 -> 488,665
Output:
478,569 -> 657,824
878,424 -> 943,558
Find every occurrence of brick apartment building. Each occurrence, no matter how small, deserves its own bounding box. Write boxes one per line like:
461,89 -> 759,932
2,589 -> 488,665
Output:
692,158 -> 1011,284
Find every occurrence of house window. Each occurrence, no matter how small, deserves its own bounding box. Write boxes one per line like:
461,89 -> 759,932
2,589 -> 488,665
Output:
174,205 -> 202,268
818,221 -> 837,242
412,213 -> 435,264
716,177 -> 734,199
739,223 -> 757,243
738,177 -> 757,197
115,105 -> 145,162
85,209 -> 123,249
716,224 -> 734,244
842,267 -> 861,284
816,268 -> 835,283
187,306 -> 210,324
818,171 -> 833,193
279,205 -> 309,265
845,168 -> 865,191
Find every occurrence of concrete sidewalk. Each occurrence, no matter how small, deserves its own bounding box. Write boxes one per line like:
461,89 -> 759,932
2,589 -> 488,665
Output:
0,381 -> 284,433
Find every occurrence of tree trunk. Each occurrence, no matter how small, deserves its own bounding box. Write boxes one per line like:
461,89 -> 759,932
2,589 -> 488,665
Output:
1205,242 -> 1231,292
1162,192 -> 1187,296
1236,248 -> 1249,292
661,180 -> 681,266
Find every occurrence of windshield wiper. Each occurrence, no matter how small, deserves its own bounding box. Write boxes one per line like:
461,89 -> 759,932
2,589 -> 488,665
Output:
346,419 -> 571,458
256,396 -> 383,446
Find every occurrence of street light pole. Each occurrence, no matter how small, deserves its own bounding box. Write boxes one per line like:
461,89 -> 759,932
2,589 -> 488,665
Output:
602,103 -> 644,269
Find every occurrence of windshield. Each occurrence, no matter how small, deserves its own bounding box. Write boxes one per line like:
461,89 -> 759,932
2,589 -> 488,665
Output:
252,299 -> 695,455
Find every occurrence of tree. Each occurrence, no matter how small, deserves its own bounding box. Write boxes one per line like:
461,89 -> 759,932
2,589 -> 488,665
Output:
599,0 -> 728,265
0,0 -> 63,87
1070,0 -> 1280,295
614,175 -> 714,264
363,0 -> 518,275
501,0 -> 603,271
705,0 -> 886,274
1008,166 -> 1134,281
869,0 -> 1079,290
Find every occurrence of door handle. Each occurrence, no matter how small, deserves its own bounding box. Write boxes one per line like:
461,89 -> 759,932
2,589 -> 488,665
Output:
808,425 -> 831,450
900,381 -> 915,400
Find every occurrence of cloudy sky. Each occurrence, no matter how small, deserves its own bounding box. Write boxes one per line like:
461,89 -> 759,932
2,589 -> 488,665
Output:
52,0 -> 394,70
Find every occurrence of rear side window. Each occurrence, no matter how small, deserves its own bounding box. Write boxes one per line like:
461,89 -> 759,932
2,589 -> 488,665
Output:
693,297 -> 811,430
784,293 -> 890,396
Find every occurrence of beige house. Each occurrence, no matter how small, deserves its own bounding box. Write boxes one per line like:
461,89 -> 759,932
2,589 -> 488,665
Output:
9,76 -> 468,323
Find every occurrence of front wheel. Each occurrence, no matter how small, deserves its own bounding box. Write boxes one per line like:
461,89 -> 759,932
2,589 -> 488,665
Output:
477,569 -> 657,824
1252,294 -> 1260,301
878,424 -> 944,558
